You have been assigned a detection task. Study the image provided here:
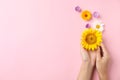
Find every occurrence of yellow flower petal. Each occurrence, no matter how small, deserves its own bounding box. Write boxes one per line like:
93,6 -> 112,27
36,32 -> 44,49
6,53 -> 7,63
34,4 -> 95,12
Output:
81,28 -> 102,51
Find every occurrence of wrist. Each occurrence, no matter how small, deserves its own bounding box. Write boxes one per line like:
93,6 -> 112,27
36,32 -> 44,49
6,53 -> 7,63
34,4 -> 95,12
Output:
99,72 -> 108,80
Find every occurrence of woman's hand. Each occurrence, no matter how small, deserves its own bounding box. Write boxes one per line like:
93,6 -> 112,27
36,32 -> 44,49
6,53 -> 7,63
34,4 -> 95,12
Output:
77,47 -> 99,80
96,43 -> 110,80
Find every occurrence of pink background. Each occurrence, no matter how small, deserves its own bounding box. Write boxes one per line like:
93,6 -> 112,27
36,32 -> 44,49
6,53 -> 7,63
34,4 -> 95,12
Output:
0,0 -> 120,80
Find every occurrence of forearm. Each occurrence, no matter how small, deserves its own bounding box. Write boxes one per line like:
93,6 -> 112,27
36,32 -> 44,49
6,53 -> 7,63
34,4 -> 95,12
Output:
77,63 -> 93,80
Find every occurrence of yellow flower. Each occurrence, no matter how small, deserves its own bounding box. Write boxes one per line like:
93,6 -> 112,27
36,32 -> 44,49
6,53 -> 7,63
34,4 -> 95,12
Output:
81,28 -> 102,51
81,10 -> 92,21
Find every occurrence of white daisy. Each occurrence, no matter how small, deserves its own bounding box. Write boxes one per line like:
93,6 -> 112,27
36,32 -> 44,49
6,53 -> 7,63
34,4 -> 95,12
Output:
92,21 -> 104,32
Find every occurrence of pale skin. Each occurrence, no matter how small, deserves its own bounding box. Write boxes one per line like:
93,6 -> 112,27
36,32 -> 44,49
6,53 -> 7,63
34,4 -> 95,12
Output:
77,43 -> 110,80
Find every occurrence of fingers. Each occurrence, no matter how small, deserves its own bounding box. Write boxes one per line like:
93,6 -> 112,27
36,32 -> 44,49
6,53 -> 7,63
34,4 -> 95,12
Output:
95,47 -> 100,54
96,47 -> 101,61
80,48 -> 89,61
89,50 -> 97,59
89,50 -> 97,65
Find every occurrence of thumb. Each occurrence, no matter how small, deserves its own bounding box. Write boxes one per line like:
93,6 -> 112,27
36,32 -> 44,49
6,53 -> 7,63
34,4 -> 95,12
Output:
101,43 -> 109,57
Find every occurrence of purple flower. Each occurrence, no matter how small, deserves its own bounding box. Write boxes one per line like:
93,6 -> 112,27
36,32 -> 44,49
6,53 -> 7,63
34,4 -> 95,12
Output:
85,23 -> 91,28
75,6 -> 81,12
93,11 -> 100,18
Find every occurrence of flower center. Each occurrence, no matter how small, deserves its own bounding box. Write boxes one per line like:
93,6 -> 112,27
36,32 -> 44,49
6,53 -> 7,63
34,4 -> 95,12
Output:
85,14 -> 88,17
86,34 -> 97,44
96,24 -> 100,29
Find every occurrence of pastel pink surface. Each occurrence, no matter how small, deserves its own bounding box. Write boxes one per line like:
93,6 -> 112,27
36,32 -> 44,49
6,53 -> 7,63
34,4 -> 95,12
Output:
0,0 -> 119,80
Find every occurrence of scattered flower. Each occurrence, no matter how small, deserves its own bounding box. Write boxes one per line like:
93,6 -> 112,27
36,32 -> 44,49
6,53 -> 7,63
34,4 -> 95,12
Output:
81,28 -> 102,51
85,23 -> 91,28
75,6 -> 82,12
92,21 -> 104,32
81,10 -> 92,21
93,11 -> 100,18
